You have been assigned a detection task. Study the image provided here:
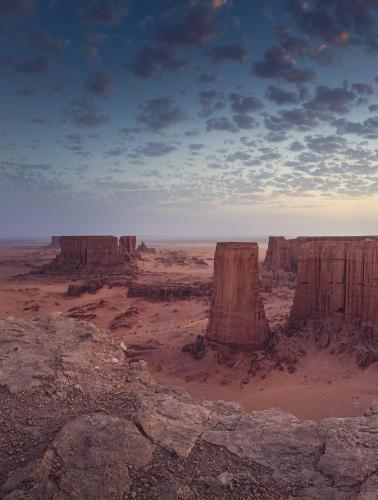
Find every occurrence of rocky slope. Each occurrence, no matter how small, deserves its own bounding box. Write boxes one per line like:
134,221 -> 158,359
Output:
1,315 -> 378,499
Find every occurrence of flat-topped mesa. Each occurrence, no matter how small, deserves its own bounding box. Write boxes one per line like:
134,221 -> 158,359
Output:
119,235 -> 136,256
289,240 -> 378,340
264,235 -> 378,272
206,242 -> 270,351
57,236 -> 123,267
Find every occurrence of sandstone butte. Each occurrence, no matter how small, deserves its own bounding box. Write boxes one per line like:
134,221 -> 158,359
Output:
289,240 -> 378,336
56,235 -> 137,267
206,242 -> 270,351
264,235 -> 378,272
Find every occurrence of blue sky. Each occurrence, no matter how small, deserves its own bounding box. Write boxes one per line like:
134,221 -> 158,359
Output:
1,0 -> 378,238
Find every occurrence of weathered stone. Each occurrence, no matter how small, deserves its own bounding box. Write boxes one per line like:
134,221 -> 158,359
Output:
0,314 -> 121,394
206,242 -> 270,351
135,388 -> 212,457
119,235 -> 136,255
265,235 -> 378,272
2,414 -> 154,500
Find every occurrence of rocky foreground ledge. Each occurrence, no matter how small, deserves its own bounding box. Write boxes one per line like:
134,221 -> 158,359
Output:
1,316 -> 378,499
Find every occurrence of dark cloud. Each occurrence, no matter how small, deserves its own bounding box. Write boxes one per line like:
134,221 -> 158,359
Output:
15,86 -> 39,97
155,9 -> 218,46
333,116 -> 378,138
63,98 -> 110,127
198,90 -> 226,117
197,72 -> 221,83
308,44 -> 340,65
229,93 -> 263,113
264,108 -> 322,132
136,141 -> 177,157
85,71 -> 115,97
189,143 -> 206,151
136,97 -> 187,131
305,85 -> 356,114
59,133 -> 89,157
252,45 -> 295,79
289,140 -> 304,151
233,114 -> 259,130
205,43 -> 247,63
286,0 -> 378,52
305,134 -> 347,153
0,0 -> 36,24
206,116 -> 239,132
251,44 -> 316,82
265,85 -> 300,105
81,0 -> 131,26
14,56 -> 54,74
285,68 -> 316,82
126,43 -> 187,79
32,29 -> 71,53
352,82 -> 374,95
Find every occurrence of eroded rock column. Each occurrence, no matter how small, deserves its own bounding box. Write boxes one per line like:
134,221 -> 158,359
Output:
206,242 -> 270,350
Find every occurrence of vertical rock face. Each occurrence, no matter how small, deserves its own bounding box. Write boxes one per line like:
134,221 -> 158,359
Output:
289,240 -> 378,332
206,242 -> 270,350
265,235 -> 378,272
264,237 -> 291,270
119,236 -> 136,255
57,236 -> 122,267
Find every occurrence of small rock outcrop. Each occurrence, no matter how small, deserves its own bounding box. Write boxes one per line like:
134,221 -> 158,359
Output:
128,282 -> 211,301
265,235 -> 378,272
137,240 -> 156,253
288,240 -> 378,366
206,242 -> 270,351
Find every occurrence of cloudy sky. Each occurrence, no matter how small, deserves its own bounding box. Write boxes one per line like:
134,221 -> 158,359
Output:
1,0 -> 378,238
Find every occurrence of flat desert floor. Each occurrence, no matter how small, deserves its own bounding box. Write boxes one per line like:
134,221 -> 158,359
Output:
1,242 -> 377,421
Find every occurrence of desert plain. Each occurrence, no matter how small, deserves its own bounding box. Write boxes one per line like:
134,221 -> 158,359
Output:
1,238 -> 377,422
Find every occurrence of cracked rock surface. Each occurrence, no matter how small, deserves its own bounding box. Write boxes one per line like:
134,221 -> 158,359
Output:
1,315 -> 378,499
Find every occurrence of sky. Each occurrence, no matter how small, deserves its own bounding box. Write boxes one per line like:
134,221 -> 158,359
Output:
1,0 -> 378,238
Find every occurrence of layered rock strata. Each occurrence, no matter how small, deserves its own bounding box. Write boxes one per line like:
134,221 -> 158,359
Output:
57,236 -> 122,267
206,242 -> 270,350
288,240 -> 378,364
265,235 -> 378,272
50,235 -> 138,270
119,235 -> 136,255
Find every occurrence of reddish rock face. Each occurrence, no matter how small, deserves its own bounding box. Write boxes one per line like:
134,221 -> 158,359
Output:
206,242 -> 270,350
265,236 -> 378,272
119,236 -> 136,255
57,236 -> 123,267
289,240 -> 378,331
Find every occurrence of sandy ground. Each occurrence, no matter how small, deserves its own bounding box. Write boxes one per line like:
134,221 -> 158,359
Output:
1,243 -> 378,421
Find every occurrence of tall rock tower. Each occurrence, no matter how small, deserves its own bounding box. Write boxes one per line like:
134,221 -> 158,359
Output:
206,242 -> 270,351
